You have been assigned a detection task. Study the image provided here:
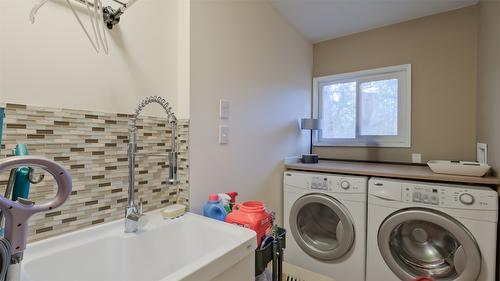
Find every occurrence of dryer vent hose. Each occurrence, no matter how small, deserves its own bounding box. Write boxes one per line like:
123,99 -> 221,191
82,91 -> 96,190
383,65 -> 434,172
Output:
0,238 -> 11,281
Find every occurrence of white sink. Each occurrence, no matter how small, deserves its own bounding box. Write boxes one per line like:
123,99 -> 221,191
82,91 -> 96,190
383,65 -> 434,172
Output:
20,211 -> 256,281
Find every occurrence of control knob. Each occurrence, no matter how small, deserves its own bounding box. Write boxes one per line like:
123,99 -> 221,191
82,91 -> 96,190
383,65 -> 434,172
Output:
459,193 -> 474,205
340,180 -> 350,190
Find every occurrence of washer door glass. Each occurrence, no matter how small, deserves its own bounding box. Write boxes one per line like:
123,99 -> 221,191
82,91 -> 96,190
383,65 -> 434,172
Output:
289,194 -> 355,260
378,208 -> 481,281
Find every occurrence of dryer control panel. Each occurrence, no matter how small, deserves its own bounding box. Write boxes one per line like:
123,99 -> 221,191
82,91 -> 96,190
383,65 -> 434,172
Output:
399,181 -> 498,210
404,184 -> 440,205
370,178 -> 498,210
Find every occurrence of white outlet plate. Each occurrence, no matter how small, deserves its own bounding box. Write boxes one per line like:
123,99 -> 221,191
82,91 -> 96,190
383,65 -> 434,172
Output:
219,125 -> 229,144
219,99 -> 230,119
477,143 -> 487,164
412,153 -> 422,163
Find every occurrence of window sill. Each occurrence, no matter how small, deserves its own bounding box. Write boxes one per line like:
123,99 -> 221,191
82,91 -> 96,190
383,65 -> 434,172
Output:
313,141 -> 411,148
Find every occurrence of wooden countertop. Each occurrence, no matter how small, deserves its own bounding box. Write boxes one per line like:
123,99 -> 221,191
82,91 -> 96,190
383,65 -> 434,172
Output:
285,160 -> 500,186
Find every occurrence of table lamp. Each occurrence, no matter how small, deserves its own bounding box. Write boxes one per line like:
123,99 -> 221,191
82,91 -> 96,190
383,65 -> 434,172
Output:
300,118 -> 320,163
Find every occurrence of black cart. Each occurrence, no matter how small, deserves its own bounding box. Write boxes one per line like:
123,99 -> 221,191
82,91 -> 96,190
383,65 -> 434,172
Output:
255,227 -> 286,281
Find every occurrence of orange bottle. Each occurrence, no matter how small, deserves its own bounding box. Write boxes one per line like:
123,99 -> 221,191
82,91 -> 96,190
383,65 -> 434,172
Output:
225,201 -> 273,246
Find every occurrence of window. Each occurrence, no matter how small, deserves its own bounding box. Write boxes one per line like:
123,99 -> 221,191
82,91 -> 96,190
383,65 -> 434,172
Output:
313,64 -> 411,147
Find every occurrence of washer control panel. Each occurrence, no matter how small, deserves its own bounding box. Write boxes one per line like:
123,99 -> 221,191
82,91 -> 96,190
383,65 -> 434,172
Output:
300,174 -> 367,193
310,176 -> 329,191
400,182 -> 497,210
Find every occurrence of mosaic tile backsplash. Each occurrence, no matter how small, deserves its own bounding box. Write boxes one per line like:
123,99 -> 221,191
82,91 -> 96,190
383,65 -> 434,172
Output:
0,103 -> 189,241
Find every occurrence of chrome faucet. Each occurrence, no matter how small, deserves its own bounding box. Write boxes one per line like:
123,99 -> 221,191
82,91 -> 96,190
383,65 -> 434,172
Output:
125,96 -> 178,233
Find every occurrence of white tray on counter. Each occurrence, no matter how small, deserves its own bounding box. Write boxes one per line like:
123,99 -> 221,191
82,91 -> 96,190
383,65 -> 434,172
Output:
427,160 -> 491,177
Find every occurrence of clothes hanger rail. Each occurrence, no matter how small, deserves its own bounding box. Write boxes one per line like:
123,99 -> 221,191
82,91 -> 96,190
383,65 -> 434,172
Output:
31,0 -> 139,30
30,0 -> 138,54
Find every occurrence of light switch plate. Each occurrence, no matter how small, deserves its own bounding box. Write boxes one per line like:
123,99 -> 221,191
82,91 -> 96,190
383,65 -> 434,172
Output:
477,143 -> 487,164
412,153 -> 422,163
219,125 -> 229,144
219,99 -> 230,120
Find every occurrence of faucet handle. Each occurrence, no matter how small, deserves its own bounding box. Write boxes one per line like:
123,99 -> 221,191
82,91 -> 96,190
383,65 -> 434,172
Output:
125,201 -> 147,233
125,211 -> 147,233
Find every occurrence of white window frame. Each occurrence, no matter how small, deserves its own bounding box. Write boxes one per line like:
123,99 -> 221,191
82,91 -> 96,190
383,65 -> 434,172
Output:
313,64 -> 411,148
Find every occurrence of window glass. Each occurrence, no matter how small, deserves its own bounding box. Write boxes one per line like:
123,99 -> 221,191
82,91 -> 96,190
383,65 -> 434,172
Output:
359,79 -> 398,136
313,64 -> 411,147
321,82 -> 356,139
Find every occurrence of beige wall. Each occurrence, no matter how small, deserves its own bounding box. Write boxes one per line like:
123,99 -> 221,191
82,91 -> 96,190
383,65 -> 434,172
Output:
313,6 -> 478,163
477,0 -> 500,172
0,0 -> 189,118
190,0 -> 312,223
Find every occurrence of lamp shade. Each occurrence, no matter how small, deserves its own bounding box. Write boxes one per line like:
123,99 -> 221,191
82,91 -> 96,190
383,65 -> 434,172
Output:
300,118 -> 320,130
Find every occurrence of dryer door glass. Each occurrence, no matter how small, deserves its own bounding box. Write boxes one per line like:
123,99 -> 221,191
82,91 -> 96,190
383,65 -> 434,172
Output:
289,194 -> 355,260
378,208 -> 481,281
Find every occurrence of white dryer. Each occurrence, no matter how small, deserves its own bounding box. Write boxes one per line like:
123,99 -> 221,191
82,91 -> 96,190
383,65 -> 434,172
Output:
283,171 -> 368,281
366,177 -> 498,281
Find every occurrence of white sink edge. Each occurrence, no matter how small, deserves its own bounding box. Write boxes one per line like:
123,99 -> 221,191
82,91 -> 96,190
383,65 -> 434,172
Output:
22,210 -> 257,281
163,233 -> 255,281
159,214 -> 257,281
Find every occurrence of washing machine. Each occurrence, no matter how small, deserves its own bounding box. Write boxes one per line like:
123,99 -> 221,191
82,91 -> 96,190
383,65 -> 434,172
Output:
366,177 -> 498,281
283,171 -> 368,281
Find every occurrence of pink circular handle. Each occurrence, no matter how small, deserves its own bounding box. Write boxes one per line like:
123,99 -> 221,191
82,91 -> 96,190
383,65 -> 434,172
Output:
0,156 -> 72,255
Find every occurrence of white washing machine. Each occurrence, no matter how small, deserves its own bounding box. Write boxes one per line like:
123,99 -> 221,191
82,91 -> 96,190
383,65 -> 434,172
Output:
366,177 -> 498,281
283,171 -> 368,281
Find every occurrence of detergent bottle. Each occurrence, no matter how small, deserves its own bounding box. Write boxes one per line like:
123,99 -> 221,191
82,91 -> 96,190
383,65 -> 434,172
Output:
202,194 -> 227,221
225,201 -> 273,246
218,193 -> 232,214
226,192 -> 238,210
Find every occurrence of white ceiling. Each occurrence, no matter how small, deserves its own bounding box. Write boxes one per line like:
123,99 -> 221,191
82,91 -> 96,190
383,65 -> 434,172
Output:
270,0 -> 479,43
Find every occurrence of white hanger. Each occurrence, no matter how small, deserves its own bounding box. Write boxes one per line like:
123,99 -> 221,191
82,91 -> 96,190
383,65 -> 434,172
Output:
95,0 -> 109,54
66,0 -> 99,52
29,0 -> 49,24
30,0 -> 109,54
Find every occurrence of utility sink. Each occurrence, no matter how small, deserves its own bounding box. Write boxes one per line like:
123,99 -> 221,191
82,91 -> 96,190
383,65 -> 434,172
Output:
20,211 -> 256,281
